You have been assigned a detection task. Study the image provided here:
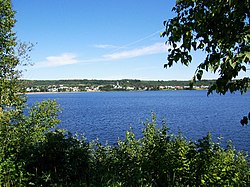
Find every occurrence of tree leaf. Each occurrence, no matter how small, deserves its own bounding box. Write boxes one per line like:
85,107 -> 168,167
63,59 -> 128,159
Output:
196,70 -> 203,80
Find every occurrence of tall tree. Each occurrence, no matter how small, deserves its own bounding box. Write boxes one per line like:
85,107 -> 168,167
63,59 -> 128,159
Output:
0,1 -> 60,185
0,0 -> 24,109
161,0 -> 250,125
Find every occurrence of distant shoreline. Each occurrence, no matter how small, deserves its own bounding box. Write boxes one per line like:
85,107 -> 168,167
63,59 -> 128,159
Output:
23,79 -> 213,93
25,91 -> 84,95
25,89 -> 208,95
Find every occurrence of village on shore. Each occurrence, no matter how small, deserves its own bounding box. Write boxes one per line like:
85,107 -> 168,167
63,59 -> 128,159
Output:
24,79 -> 212,93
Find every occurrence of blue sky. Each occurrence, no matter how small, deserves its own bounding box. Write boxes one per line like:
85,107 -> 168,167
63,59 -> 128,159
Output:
12,0 -> 245,81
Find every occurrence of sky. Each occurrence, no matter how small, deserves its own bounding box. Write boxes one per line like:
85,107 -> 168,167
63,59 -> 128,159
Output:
12,0 -> 249,81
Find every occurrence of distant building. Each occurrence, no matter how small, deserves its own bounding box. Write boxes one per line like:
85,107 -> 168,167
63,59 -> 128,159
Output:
126,86 -> 135,90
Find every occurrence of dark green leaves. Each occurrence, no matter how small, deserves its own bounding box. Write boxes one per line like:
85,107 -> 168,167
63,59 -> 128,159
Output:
240,112 -> 250,126
0,1 -> 61,185
196,70 -> 203,81
0,0 -> 26,109
162,0 -> 250,95
88,115 -> 250,186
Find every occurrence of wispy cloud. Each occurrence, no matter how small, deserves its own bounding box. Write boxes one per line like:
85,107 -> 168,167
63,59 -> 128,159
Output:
35,53 -> 79,67
34,42 -> 169,68
80,42 -> 169,64
102,42 -> 168,61
93,44 -> 118,49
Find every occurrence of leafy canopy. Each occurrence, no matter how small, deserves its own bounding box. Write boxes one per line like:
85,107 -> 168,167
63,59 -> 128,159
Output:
0,1 -> 62,185
161,0 -> 250,95
0,0 -> 23,109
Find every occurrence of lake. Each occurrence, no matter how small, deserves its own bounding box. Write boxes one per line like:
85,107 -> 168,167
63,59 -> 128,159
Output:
27,90 -> 250,153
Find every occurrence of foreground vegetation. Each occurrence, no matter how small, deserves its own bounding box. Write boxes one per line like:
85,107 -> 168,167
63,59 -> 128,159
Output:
1,0 -> 249,186
1,112 -> 250,186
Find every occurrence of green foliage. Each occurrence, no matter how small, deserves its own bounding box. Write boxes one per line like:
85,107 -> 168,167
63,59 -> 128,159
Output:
23,130 -> 89,186
162,0 -> 250,125
0,100 -> 61,186
1,111 -> 249,186
0,0 -> 29,185
0,1 -> 249,186
0,0 -> 24,109
88,114 -> 250,186
0,1 -> 64,186
0,97 -> 90,186
162,0 -> 250,95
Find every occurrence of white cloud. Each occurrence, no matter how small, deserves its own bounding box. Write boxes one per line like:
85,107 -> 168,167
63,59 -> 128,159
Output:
34,42 -> 170,67
93,44 -> 118,49
79,42 -> 170,64
102,42 -> 168,61
35,53 -> 79,67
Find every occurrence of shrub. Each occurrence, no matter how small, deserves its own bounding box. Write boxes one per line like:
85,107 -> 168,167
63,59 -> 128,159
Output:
24,130 -> 89,186
89,114 -> 250,186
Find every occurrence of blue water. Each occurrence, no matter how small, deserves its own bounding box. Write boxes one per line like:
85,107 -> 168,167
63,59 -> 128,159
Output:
27,90 -> 250,152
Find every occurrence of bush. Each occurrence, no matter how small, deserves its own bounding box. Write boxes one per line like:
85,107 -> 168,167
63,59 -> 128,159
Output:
24,130 -> 89,186
88,114 -> 250,186
0,100 -> 61,186
1,107 -> 249,186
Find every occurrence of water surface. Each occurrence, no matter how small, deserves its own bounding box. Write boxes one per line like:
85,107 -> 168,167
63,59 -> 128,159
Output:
27,90 -> 250,152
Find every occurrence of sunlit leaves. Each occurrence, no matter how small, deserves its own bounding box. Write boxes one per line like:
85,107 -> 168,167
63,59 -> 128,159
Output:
0,1 -> 61,185
162,0 -> 250,95
88,115 -> 250,186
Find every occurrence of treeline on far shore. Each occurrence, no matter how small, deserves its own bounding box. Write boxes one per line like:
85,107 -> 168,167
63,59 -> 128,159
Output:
21,79 -> 215,92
